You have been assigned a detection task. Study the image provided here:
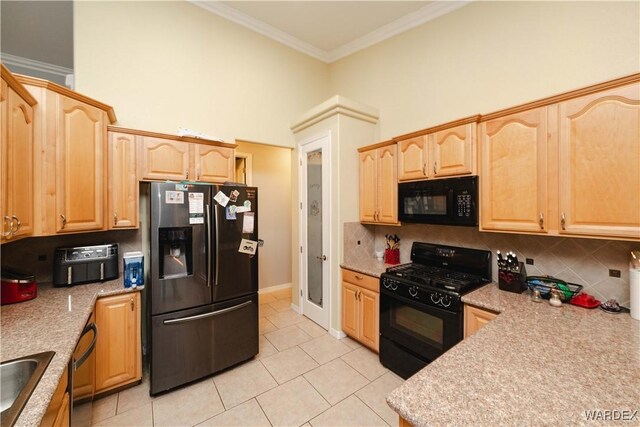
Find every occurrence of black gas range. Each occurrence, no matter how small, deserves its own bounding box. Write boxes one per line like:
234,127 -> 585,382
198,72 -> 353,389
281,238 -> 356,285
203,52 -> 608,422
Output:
379,242 -> 491,379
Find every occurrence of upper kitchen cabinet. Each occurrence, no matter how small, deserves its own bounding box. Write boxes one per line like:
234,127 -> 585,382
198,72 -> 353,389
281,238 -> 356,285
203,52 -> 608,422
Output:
359,141 -> 398,224
479,107 -> 549,233
133,128 -> 235,183
15,74 -> 116,235
396,116 -> 479,181
1,65 -> 37,243
108,130 -> 139,229
557,83 -> 640,240
479,74 -> 640,241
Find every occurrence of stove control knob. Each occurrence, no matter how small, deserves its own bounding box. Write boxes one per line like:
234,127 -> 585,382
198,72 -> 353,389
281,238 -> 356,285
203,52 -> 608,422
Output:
390,281 -> 398,291
431,293 -> 441,304
383,279 -> 392,290
440,295 -> 452,307
408,286 -> 418,297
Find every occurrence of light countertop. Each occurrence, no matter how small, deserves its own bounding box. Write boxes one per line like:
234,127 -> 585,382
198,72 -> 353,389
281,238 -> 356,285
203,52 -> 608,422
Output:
0,279 -> 142,426
340,258 -> 393,278
387,283 -> 640,426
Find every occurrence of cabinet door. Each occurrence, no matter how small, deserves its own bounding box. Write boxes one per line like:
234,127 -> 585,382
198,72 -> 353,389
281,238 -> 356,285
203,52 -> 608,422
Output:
56,96 -> 105,232
73,312 -> 95,401
558,83 -> 640,239
479,108 -> 548,233
52,393 -> 70,427
95,293 -> 141,393
108,132 -> 138,229
377,145 -> 398,224
463,304 -> 497,339
2,87 -> 34,241
359,287 -> 379,352
140,137 -> 190,181
398,136 -> 428,181
359,149 -> 377,222
432,122 -> 475,177
194,144 -> 234,183
341,282 -> 359,339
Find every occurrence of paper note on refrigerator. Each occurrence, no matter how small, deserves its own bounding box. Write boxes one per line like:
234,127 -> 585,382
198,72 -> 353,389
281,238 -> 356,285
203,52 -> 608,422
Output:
242,212 -> 255,233
239,239 -> 257,255
214,191 -> 230,207
235,206 -> 251,213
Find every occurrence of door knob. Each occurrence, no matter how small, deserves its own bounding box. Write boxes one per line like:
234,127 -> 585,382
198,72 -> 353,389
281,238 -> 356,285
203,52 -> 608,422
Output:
316,255 -> 327,261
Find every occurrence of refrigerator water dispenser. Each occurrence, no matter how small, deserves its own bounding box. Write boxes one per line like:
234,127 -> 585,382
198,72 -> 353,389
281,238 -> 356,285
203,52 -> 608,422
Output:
158,227 -> 193,279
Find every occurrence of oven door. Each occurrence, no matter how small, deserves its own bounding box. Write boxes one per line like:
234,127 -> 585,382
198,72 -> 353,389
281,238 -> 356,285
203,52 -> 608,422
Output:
380,288 -> 462,365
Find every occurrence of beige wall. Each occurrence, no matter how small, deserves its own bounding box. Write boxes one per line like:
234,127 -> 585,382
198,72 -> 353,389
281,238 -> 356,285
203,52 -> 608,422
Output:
328,1 -> 640,141
74,1 -> 329,148
235,141 -> 293,290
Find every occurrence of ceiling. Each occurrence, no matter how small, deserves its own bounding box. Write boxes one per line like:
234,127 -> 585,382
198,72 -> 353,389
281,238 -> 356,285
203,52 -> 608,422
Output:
191,1 -> 471,63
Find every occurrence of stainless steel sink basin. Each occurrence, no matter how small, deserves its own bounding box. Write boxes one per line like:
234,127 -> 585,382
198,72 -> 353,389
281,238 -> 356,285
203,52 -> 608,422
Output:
1,351 -> 55,427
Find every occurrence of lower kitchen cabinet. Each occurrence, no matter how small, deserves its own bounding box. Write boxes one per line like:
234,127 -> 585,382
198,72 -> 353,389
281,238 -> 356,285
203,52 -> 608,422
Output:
95,292 -> 142,394
463,304 -> 498,339
341,268 -> 380,352
41,366 -> 69,427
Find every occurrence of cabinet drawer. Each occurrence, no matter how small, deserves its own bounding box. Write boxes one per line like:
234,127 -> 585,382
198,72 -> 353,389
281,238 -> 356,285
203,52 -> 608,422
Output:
341,269 -> 378,293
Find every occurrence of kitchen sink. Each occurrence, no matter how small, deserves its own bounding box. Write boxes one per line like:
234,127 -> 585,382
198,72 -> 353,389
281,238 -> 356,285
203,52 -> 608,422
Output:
1,351 -> 55,427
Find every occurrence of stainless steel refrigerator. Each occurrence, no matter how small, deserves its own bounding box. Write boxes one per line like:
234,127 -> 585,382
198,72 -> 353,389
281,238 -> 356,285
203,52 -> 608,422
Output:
149,182 -> 259,395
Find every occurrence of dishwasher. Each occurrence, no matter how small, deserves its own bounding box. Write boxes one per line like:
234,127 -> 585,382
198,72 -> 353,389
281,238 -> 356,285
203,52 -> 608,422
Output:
70,315 -> 98,427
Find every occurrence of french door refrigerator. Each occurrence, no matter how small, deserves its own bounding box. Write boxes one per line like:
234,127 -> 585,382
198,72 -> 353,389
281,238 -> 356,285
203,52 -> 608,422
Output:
149,182 -> 259,395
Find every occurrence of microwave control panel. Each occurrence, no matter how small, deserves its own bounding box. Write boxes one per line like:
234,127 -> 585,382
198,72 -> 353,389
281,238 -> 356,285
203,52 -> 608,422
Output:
456,193 -> 472,217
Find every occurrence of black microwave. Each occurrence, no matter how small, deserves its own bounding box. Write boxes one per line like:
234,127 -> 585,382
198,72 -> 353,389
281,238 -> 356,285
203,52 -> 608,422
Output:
398,176 -> 478,226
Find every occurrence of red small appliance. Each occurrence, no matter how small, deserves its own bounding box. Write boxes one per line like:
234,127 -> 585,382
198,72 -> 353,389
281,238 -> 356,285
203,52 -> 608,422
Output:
1,267 -> 37,305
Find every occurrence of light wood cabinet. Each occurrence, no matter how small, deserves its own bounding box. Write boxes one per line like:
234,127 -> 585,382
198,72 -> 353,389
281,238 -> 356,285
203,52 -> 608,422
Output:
557,83 -> 640,240
341,268 -> 380,352
41,366 -> 69,427
73,312 -> 96,402
396,117 -> 478,181
479,107 -> 549,233
463,304 -> 498,339
194,144 -> 234,183
138,133 -> 235,183
480,77 -> 640,240
108,132 -> 139,229
16,74 -> 116,236
358,142 -> 398,224
140,136 -> 190,181
95,292 -> 142,393
1,66 -> 36,243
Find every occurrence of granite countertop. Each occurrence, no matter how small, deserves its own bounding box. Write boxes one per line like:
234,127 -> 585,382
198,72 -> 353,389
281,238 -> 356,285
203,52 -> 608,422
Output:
340,258 -> 393,278
387,283 -> 640,426
0,279 -> 142,426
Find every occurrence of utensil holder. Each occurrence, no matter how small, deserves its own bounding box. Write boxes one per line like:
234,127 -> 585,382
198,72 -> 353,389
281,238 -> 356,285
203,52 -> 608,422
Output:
384,248 -> 400,265
498,262 -> 527,294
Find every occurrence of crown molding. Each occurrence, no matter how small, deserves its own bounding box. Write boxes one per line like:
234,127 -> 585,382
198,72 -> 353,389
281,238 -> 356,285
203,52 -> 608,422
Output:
1,52 -> 73,77
328,1 -> 473,62
190,1 -> 472,64
291,95 -> 379,134
189,1 -> 331,62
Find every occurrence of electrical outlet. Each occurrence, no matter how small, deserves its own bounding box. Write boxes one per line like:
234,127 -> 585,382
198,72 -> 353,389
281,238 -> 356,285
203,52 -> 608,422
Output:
38,254 -> 47,261
526,258 -> 534,265
609,269 -> 621,278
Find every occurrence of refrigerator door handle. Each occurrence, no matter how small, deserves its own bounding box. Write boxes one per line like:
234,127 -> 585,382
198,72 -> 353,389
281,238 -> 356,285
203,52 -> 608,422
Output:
206,204 -> 212,287
214,203 -> 220,286
162,301 -> 252,325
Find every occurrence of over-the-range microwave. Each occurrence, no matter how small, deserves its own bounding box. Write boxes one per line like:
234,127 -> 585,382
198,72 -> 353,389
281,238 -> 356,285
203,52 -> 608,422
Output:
398,175 -> 478,226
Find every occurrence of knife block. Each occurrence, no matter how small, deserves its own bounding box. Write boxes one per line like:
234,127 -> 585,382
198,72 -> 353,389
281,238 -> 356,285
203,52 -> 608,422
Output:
384,248 -> 400,265
498,262 -> 528,294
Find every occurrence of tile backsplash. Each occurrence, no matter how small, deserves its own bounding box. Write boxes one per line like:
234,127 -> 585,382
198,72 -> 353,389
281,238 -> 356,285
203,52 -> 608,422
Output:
1,229 -> 142,284
344,222 -> 637,306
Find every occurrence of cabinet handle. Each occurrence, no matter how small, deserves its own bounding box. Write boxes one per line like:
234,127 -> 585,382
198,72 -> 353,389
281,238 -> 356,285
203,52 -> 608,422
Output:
355,274 -> 363,280
130,297 -> 135,311
11,215 -> 20,233
114,212 -> 118,225
561,212 -> 566,230
60,214 -> 67,229
355,290 -> 360,301
2,216 -> 12,237
422,164 -> 426,175
539,213 -> 544,229
433,163 -> 437,174
185,169 -> 189,180
196,167 -> 200,181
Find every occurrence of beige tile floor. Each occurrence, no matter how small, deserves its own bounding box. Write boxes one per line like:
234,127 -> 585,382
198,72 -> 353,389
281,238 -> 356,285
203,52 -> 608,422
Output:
77,289 -> 404,427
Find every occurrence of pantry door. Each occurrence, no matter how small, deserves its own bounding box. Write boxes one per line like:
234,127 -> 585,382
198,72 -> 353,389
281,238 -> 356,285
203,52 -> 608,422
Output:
298,132 -> 331,330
